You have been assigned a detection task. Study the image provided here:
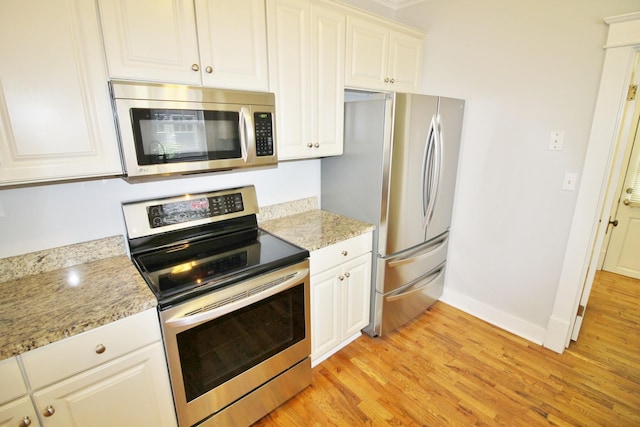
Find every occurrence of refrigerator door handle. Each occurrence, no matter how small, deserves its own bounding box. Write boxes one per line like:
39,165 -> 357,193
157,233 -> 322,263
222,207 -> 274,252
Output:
385,262 -> 446,302
421,116 -> 437,231
387,233 -> 448,268
424,113 -> 443,228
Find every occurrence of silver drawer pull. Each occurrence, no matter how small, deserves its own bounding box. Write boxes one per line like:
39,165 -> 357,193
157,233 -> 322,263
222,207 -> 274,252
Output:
95,344 -> 106,354
341,250 -> 348,256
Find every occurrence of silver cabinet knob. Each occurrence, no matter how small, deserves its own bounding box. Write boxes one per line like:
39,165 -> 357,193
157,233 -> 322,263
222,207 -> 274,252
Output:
341,250 -> 348,256
626,187 -> 633,194
390,78 -> 395,83
344,272 -> 350,278
314,142 -> 320,148
338,275 -> 345,281
191,63 -> 200,72
43,405 -> 55,417
307,143 -> 313,148
205,66 -> 213,74
20,416 -> 32,427
623,199 -> 631,205
95,343 -> 106,354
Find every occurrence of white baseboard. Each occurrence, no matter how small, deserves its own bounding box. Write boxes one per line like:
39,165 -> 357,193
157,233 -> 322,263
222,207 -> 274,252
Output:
440,288 -> 547,346
543,315 -> 571,353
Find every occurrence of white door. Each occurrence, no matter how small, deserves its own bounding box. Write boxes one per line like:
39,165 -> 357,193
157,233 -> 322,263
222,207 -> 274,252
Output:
570,52 -> 640,342
603,120 -> 640,279
97,0 -> 201,85
195,0 -> 269,91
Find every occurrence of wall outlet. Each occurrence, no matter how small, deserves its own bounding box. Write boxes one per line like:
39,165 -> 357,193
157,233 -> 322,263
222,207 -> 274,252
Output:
549,131 -> 564,150
562,172 -> 578,191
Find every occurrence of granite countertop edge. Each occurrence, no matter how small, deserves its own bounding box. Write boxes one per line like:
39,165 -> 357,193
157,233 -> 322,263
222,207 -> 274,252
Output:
0,255 -> 156,361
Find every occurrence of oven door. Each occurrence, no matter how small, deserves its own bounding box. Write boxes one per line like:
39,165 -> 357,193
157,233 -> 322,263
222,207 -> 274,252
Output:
160,260 -> 310,427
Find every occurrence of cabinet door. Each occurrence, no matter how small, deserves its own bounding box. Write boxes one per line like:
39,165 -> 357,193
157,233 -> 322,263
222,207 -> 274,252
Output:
345,16 -> 389,91
0,397 -> 40,427
0,0 -> 123,185
98,0 -> 201,85
310,266 -> 342,362
32,343 -> 176,427
342,253 -> 372,338
196,0 -> 269,91
388,30 -> 423,93
266,0 -> 311,159
310,4 -> 345,157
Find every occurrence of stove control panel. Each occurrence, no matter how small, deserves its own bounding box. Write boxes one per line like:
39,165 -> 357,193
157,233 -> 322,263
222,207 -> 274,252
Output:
122,185 -> 260,239
147,193 -> 244,228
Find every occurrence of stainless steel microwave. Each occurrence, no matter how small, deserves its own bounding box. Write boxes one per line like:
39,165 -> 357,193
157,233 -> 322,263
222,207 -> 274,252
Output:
110,81 -> 277,180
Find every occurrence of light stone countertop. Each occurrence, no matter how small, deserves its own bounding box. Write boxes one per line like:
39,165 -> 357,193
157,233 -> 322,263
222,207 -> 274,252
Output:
0,254 -> 156,361
260,210 -> 375,251
0,201 -> 372,362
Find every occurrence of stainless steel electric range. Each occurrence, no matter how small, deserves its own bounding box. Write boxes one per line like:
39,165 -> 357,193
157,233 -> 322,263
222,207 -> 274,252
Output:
122,185 -> 311,427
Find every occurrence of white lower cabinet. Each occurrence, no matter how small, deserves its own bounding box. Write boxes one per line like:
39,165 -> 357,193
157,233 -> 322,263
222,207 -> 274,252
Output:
310,232 -> 372,366
0,396 -> 40,427
0,357 -> 39,427
31,342 -> 173,427
1,309 -> 176,427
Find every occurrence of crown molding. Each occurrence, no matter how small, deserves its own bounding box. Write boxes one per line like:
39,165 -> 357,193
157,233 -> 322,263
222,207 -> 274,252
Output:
370,0 -> 426,10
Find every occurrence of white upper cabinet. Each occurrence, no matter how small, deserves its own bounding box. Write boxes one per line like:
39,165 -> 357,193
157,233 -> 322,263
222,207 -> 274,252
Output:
345,14 -> 424,93
98,0 -> 269,91
267,0 -> 345,160
0,0 -> 123,186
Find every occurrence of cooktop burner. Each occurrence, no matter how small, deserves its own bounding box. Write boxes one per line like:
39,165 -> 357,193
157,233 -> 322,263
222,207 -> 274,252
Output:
122,186 -> 309,309
133,228 -> 307,308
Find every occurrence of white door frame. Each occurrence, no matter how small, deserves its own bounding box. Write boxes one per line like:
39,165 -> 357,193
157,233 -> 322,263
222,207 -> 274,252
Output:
544,12 -> 640,353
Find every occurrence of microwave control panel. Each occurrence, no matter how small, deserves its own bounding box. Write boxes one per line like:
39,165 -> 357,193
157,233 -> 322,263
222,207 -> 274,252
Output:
254,112 -> 274,157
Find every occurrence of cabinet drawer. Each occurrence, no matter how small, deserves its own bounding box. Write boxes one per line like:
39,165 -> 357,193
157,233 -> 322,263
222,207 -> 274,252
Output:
0,357 -> 27,404
21,309 -> 161,390
310,232 -> 372,275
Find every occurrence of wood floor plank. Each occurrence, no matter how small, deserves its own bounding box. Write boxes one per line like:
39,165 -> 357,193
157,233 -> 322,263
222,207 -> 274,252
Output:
253,270 -> 640,426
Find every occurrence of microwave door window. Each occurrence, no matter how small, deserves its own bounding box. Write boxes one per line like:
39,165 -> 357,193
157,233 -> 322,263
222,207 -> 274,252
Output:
132,109 -> 208,165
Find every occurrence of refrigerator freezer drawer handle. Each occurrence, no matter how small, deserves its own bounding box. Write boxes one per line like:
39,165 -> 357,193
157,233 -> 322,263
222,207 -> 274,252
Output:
386,267 -> 445,302
388,236 -> 448,268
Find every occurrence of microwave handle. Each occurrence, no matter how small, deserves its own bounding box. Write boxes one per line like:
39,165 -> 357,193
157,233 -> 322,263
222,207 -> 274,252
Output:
239,108 -> 249,162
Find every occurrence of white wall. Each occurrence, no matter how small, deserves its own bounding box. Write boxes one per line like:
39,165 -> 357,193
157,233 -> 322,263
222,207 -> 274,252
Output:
387,0 -> 640,341
0,160 -> 320,258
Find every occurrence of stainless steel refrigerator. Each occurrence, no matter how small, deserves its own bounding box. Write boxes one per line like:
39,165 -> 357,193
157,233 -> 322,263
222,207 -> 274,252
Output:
321,90 -> 465,336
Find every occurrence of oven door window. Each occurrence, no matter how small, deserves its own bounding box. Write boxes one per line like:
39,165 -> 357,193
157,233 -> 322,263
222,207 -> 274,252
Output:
176,283 -> 306,402
130,108 -> 242,165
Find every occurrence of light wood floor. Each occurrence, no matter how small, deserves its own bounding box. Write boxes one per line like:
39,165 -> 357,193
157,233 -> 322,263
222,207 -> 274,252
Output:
254,270 -> 640,426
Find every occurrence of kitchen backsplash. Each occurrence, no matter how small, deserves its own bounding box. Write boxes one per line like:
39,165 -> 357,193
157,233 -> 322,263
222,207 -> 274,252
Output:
257,197 -> 317,223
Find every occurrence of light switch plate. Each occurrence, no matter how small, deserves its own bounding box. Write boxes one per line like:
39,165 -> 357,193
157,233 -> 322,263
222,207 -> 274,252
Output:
562,172 -> 578,191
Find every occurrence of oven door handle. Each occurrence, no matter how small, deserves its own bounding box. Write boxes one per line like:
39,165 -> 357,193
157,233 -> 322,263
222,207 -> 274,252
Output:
165,267 -> 309,329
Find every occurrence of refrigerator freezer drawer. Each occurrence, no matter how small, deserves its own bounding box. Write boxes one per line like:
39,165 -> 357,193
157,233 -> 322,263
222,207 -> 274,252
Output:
378,231 -> 448,294
375,262 -> 445,336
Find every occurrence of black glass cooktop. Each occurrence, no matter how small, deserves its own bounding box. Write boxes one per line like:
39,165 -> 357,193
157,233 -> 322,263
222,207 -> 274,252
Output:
133,228 -> 308,309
